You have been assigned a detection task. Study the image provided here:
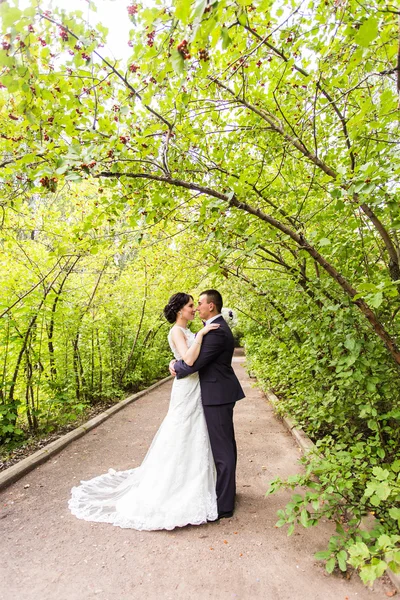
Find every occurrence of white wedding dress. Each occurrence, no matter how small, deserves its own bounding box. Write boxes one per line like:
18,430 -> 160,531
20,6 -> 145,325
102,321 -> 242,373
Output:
68,326 -> 218,530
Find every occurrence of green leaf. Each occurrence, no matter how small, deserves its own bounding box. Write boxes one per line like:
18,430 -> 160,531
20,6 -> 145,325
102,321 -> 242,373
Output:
369,292 -> 383,308
315,550 -> 332,560
389,508 -> 400,520
1,5 -> 22,28
275,519 -> 286,527
349,542 -> 370,560
337,550 -> 348,572
359,560 -> 387,584
170,49 -> 185,74
375,481 -> 391,501
326,557 -> 336,573
221,27 -> 232,50
300,509 -> 309,527
175,0 -> 191,23
344,337 -> 356,351
191,0 -> 206,21
355,18 -> 379,48
65,173 -> 83,182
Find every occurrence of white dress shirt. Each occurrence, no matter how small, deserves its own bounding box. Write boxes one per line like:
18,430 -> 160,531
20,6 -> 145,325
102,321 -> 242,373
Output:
204,314 -> 222,326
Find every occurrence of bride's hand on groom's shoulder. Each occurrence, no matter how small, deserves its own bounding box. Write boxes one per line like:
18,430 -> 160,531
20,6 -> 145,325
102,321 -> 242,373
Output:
169,359 -> 177,377
202,323 -> 220,336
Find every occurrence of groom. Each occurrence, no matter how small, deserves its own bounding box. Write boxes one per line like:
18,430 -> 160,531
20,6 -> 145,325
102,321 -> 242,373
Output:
170,289 -> 245,519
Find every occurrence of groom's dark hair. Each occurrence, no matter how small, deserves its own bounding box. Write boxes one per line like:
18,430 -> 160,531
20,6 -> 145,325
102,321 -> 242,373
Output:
200,289 -> 223,313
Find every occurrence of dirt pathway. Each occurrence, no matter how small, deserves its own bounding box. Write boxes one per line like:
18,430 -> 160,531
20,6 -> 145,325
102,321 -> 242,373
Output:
0,355 -> 394,600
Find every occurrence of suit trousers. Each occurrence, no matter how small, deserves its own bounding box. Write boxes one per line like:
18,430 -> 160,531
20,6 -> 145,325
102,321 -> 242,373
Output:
203,402 -> 237,514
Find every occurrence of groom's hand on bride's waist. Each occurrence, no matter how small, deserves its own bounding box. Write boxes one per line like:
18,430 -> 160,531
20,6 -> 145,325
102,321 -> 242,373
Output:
169,359 -> 177,377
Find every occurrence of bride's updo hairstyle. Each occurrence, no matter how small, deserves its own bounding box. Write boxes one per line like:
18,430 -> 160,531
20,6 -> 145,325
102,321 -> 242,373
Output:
163,293 -> 193,324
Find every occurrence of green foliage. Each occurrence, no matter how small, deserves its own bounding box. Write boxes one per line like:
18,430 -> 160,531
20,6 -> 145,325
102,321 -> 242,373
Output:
244,296 -> 400,583
1,0 -> 400,586
0,182 -> 207,444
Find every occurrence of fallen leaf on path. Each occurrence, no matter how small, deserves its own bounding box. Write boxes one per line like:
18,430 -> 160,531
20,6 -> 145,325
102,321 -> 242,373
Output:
386,592 -> 397,597
223,540 -> 228,544
209,547 -> 214,550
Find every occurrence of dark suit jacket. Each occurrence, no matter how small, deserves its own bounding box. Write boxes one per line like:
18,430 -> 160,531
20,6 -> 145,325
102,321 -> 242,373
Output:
173,316 -> 245,406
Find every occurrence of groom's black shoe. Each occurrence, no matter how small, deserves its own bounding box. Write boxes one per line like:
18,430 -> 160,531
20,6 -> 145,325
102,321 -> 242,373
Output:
207,511 -> 234,523
218,511 -> 234,520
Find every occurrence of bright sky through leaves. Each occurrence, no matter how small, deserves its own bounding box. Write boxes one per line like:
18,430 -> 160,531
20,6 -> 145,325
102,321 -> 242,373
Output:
19,0 -> 133,59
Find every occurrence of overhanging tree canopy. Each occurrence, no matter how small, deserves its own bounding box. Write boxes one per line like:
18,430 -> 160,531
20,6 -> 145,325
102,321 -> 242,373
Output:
1,0 -> 399,364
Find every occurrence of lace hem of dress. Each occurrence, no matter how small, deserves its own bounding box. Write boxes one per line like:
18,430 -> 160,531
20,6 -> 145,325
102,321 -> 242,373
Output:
68,468 -> 218,531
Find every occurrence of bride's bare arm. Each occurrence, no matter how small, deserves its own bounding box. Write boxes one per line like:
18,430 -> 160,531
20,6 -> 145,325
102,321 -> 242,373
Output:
170,324 -> 220,366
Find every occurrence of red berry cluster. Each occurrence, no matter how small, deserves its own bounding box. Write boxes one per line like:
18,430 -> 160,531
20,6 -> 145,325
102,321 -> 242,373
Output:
147,31 -> 155,47
119,135 -> 129,144
198,48 -> 209,61
256,60 -> 262,67
129,64 -> 139,73
40,176 -> 57,191
233,57 -> 248,69
177,40 -> 190,60
169,38 -> 175,47
81,161 -> 96,169
2,40 -> 11,51
8,113 -> 18,121
81,52 -> 90,62
38,37 -> 47,47
149,76 -> 157,84
59,27 -> 68,41
127,4 -> 138,15
112,104 -> 120,112
28,24 -> 35,33
1,132 -> 23,141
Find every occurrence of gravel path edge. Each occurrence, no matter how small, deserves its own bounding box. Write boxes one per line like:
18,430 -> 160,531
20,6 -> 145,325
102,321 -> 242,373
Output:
0,376 -> 172,492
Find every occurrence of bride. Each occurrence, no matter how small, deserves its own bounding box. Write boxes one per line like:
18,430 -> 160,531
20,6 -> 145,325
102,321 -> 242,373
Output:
68,292 -> 219,530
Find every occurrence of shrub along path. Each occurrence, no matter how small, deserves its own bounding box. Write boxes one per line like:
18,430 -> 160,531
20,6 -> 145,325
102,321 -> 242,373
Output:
0,353 -> 394,600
